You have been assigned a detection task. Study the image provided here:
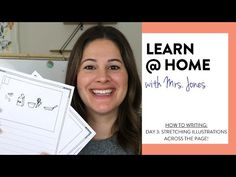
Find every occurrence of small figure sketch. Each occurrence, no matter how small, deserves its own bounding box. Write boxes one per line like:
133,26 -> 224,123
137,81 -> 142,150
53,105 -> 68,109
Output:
5,91 -> 56,111
5,92 -> 13,102
28,102 -> 36,108
35,98 -> 42,108
27,98 -> 42,108
43,105 -> 58,111
16,93 -> 25,107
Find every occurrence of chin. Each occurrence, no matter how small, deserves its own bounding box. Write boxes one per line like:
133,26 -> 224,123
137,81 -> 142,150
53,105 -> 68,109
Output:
93,107 -> 114,114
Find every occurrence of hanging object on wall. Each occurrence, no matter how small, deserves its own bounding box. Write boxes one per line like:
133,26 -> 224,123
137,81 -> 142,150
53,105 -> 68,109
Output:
59,22 -> 84,55
0,22 -> 19,53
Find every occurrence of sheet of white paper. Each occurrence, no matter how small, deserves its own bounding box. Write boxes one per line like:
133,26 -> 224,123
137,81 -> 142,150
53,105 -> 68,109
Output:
57,106 -> 96,154
0,67 -> 74,154
31,71 -> 96,155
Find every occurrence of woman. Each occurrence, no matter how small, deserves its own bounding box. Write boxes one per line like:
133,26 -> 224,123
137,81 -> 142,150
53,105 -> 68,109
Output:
65,25 -> 141,155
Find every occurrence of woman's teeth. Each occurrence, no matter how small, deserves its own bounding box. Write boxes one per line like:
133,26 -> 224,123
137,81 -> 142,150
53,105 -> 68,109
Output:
92,89 -> 113,95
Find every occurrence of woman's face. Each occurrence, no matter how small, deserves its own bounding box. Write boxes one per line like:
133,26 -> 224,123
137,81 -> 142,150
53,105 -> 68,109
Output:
77,39 -> 128,116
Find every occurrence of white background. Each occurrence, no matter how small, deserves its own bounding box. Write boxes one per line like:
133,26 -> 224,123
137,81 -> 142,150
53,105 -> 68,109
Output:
142,33 -> 228,144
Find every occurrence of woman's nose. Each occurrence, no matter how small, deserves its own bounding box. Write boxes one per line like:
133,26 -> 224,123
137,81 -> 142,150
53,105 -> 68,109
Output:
95,69 -> 110,83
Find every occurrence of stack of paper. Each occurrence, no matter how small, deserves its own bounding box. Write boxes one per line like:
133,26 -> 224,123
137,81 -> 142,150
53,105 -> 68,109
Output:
0,67 -> 95,155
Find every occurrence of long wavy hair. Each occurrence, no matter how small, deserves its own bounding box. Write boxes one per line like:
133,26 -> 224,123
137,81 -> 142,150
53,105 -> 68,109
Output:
65,25 -> 141,154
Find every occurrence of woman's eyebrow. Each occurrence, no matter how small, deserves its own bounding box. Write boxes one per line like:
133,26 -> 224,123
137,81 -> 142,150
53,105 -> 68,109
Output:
81,58 -> 96,64
108,59 -> 122,63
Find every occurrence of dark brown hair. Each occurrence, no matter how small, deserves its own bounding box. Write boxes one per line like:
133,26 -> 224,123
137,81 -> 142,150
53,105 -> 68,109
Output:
65,25 -> 141,154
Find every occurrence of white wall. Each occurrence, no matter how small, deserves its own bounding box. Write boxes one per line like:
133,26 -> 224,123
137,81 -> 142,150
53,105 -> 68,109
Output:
116,23 -> 142,76
18,22 -> 142,76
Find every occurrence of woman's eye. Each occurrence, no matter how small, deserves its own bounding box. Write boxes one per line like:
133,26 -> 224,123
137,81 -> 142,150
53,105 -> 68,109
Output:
108,65 -> 120,70
84,65 -> 96,70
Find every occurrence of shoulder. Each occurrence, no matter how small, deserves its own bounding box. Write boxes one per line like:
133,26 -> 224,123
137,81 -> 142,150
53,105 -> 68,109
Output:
79,135 -> 135,155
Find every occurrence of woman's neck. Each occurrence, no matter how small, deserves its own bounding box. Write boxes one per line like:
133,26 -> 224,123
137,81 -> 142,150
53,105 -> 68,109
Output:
87,109 -> 118,140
